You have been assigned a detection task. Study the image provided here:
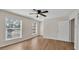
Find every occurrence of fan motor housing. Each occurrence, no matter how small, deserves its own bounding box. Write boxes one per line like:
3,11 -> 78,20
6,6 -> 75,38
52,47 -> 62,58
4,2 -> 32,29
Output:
38,10 -> 41,14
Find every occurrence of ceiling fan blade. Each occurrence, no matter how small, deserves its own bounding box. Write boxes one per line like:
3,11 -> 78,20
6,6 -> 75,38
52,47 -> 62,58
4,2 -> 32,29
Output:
42,11 -> 48,13
40,13 -> 47,17
33,9 -> 37,11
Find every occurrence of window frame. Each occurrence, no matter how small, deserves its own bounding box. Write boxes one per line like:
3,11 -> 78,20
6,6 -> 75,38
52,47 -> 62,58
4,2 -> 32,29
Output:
5,16 -> 22,40
32,21 -> 38,35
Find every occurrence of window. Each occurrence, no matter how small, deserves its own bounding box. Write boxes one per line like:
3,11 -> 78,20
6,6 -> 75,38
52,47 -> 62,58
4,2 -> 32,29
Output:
5,16 -> 22,40
32,21 -> 37,35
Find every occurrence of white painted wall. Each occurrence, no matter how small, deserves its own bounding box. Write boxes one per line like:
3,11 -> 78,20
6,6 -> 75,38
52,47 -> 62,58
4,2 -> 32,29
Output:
57,20 -> 69,42
43,18 -> 58,39
43,17 -> 70,42
40,21 -> 44,35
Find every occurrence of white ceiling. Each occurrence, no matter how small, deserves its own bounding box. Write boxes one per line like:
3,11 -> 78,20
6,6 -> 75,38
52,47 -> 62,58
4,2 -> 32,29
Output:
4,9 -> 75,21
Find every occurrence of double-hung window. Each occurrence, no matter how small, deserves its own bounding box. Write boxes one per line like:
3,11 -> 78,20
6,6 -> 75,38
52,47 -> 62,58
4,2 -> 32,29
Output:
5,16 -> 22,40
32,21 -> 37,35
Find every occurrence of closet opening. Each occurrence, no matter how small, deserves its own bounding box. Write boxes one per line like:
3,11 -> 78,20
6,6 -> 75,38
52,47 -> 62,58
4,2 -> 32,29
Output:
69,18 -> 75,48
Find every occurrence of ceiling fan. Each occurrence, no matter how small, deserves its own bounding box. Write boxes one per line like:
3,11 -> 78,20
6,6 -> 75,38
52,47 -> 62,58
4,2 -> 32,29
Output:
30,9 -> 48,18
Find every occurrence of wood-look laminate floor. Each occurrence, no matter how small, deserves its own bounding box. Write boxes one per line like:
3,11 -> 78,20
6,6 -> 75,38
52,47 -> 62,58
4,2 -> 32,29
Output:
0,36 -> 74,50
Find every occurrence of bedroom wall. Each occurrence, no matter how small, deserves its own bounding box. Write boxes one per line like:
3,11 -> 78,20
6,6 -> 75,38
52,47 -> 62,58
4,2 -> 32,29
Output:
0,10 -> 40,47
57,20 -> 69,42
43,18 -> 58,39
43,17 -> 70,42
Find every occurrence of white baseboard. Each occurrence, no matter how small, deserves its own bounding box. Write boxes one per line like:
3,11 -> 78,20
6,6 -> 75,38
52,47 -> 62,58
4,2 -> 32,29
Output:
43,35 -> 57,40
43,35 -> 71,42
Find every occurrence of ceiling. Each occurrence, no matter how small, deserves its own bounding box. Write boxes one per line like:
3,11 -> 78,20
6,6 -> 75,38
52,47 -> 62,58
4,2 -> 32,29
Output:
4,9 -> 75,21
